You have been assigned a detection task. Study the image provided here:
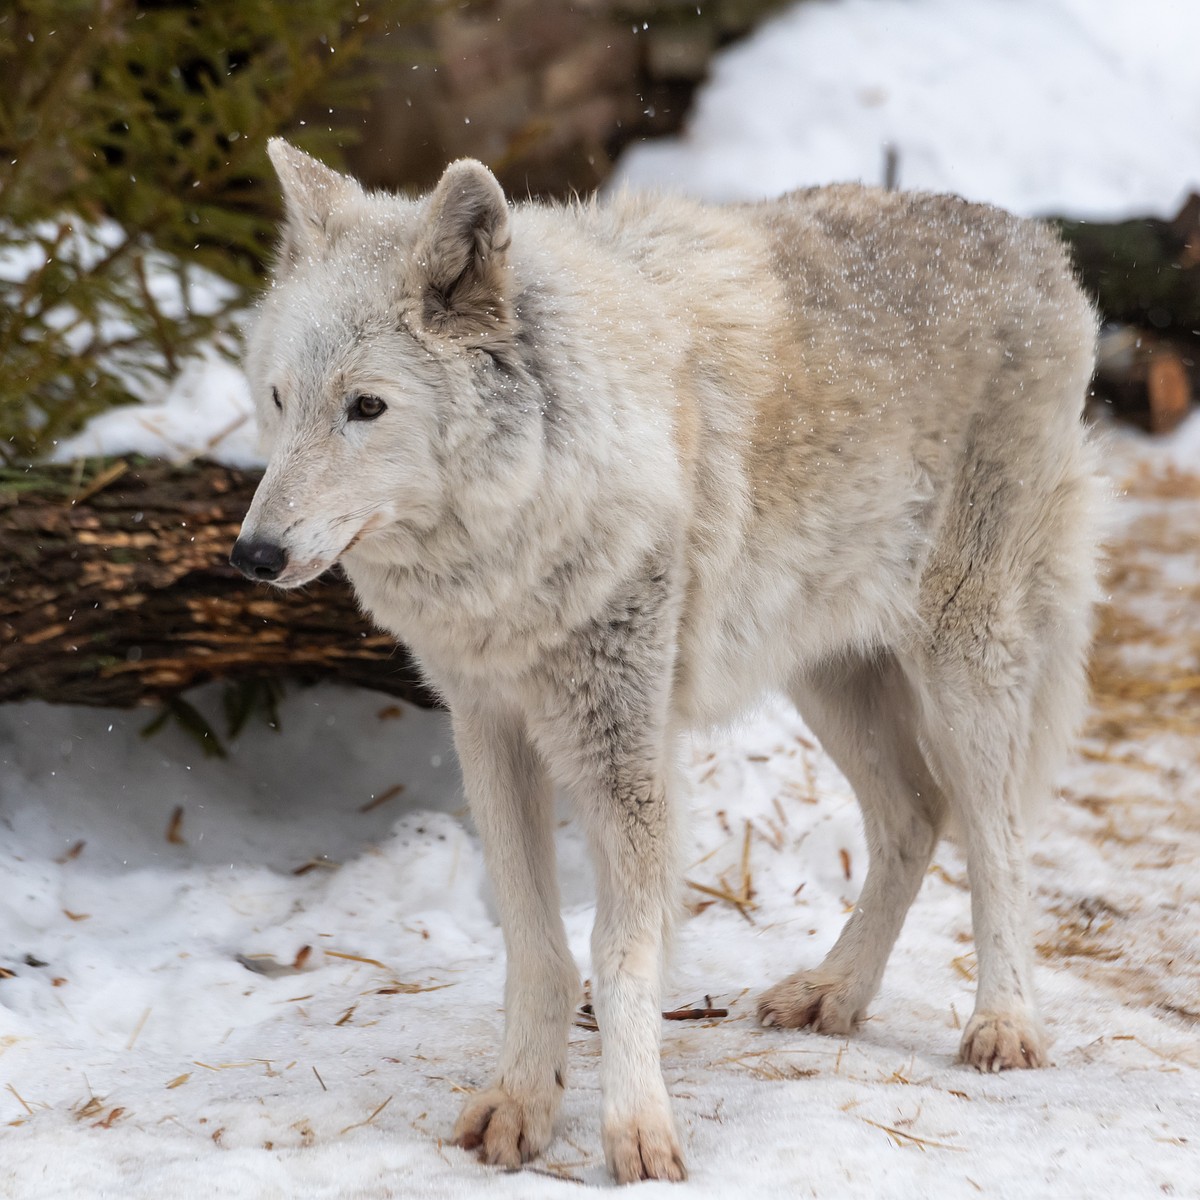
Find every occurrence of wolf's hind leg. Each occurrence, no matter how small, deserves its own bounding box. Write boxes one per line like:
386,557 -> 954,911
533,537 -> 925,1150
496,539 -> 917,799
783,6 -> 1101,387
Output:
915,606 -> 1091,1072
911,427 -> 1097,1071
759,652 -> 945,1034
447,699 -> 578,1167
911,657 -> 1049,1072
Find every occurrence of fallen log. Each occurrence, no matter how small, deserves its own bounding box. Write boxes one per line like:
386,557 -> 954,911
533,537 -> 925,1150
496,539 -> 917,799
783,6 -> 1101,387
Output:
0,458 -> 436,709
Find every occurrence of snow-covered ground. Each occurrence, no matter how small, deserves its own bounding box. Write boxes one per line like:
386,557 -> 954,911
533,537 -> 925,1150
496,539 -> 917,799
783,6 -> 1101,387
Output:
615,0 -> 1200,220
4,1 -> 1200,1196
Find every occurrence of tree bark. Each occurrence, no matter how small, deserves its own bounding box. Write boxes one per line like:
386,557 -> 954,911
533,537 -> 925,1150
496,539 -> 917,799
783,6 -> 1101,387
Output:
0,458 -> 437,709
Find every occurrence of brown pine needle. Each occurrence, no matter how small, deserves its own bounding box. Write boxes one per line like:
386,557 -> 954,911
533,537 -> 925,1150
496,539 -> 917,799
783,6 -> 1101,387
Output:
165,1073 -> 190,1090
686,842 -> 725,872
165,806 -> 185,845
339,1095 -> 392,1136
6,1084 -> 33,1116
685,880 -> 743,905
358,784 -> 405,815
951,955 -> 977,982
422,1075 -> 475,1095
713,1048 -> 820,1067
373,981 -> 453,996
929,863 -> 968,890
527,1164 -> 588,1184
685,879 -> 758,923
312,1066 -> 328,1092
740,820 -> 753,902
126,1007 -> 151,1051
326,950 -> 391,972
860,1116 -> 963,1152
71,459 -> 128,506
292,858 -> 340,876
75,1095 -> 106,1121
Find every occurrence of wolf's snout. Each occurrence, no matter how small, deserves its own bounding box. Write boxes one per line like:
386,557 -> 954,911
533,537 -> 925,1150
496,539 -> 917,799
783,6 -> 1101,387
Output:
230,537 -> 289,582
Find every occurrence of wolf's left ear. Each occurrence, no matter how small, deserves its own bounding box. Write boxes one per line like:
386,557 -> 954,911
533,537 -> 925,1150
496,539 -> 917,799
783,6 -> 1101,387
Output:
267,138 -> 363,266
412,159 -> 513,345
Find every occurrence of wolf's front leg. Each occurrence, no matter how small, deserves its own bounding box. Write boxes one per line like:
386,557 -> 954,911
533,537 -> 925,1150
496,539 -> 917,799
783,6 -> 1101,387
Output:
527,571 -> 687,1184
585,764 -> 686,1183
447,698 -> 579,1168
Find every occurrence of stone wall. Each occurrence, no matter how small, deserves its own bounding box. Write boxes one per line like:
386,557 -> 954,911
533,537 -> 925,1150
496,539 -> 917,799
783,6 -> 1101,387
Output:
343,0 -> 790,198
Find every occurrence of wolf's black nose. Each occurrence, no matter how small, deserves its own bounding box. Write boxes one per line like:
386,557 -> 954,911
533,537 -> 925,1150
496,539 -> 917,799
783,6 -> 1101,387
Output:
230,538 -> 288,582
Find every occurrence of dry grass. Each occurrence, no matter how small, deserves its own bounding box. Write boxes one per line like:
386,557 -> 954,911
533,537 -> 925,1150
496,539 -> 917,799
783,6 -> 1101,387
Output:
712,1047 -> 823,1081
338,1094 -> 392,1137
859,1115 -> 964,1152
685,818 -> 759,923
1085,464 -> 1200,747
1027,458 -> 1200,1035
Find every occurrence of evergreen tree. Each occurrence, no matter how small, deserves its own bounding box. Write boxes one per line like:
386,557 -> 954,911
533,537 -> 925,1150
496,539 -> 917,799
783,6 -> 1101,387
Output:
0,0 -> 423,462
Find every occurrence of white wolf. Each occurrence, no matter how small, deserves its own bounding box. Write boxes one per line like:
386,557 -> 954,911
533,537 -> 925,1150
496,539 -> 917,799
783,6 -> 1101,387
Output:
233,139 -> 1101,1183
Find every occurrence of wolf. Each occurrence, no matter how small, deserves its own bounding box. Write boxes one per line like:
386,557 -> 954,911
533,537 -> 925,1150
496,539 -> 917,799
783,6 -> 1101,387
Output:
231,139 -> 1101,1183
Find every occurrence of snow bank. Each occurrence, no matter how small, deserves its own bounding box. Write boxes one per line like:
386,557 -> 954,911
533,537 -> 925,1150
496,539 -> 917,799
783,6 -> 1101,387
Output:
614,0 -> 1200,219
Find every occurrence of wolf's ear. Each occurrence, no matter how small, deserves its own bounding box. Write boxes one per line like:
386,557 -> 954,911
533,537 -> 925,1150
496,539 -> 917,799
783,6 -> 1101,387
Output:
267,138 -> 362,266
412,159 -> 513,345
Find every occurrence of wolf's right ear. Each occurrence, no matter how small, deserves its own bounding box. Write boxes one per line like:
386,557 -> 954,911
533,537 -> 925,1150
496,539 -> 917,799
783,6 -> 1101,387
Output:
410,159 -> 514,347
267,138 -> 363,267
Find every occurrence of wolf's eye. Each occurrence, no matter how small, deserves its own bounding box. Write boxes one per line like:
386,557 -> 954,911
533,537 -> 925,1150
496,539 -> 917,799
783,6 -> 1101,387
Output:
348,394 -> 387,421
272,386 -> 282,411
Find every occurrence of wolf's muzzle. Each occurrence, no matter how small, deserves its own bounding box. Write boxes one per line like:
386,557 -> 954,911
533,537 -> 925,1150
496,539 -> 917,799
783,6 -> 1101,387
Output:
230,538 -> 289,582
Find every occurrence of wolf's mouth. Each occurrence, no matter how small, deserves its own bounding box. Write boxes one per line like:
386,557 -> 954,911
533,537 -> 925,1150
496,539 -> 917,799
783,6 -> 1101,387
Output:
269,515 -> 387,588
266,556 -> 334,589
338,512 -> 388,556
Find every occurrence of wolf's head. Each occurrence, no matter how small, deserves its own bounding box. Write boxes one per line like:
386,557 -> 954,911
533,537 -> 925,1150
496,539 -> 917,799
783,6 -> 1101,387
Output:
231,140 -> 532,588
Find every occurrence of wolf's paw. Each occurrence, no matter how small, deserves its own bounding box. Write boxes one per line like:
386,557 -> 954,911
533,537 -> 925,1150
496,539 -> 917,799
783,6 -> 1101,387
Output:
757,971 -> 863,1035
452,1084 -> 558,1168
603,1108 -> 687,1184
959,1010 -> 1047,1072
